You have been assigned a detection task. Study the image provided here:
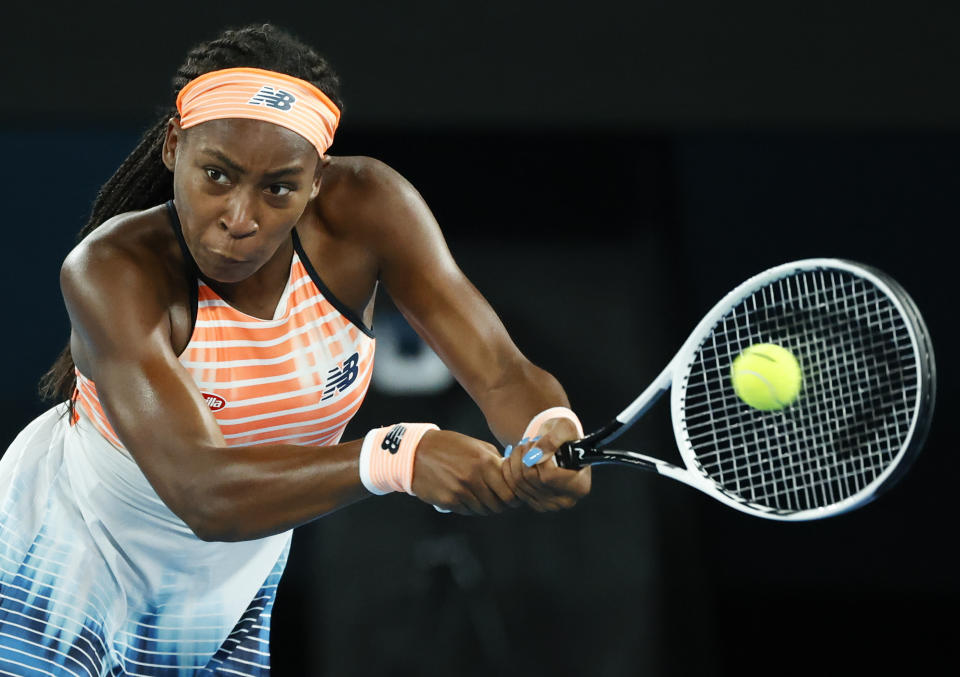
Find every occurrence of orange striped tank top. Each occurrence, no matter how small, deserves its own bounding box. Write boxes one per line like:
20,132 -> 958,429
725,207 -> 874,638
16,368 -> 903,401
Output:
74,201 -> 375,452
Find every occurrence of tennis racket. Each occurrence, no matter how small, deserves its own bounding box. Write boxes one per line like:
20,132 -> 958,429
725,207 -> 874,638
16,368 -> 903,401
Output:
555,259 -> 936,521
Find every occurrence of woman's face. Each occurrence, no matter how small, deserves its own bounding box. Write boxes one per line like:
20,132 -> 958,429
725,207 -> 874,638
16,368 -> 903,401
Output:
162,117 -> 322,283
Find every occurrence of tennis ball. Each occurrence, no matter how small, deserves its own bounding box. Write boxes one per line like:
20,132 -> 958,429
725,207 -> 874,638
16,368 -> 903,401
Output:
730,343 -> 802,411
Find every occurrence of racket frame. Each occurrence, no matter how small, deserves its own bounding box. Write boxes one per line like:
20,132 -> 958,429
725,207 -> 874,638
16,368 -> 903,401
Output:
557,258 -> 936,520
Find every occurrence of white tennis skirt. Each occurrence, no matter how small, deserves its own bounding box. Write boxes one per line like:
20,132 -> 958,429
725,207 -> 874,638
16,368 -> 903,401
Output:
0,405 -> 292,676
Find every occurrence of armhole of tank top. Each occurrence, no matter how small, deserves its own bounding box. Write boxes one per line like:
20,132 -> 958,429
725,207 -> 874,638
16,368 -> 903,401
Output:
164,200 -> 199,335
292,229 -> 375,338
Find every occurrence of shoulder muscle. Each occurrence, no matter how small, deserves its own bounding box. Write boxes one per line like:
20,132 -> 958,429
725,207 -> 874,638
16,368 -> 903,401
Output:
61,211 -> 178,377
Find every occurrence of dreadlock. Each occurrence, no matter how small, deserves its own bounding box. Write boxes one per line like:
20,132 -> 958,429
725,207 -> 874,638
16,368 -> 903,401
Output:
39,23 -> 343,412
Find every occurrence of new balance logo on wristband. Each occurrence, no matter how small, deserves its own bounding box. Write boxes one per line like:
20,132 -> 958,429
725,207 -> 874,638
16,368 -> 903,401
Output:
322,352 -> 360,401
381,424 -> 407,454
248,86 -> 296,111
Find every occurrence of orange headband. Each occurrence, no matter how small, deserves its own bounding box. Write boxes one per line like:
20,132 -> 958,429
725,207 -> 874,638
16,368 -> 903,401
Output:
176,67 -> 341,157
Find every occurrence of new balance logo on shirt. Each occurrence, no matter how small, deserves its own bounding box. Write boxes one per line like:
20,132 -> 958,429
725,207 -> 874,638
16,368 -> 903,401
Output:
322,353 -> 360,401
248,86 -> 296,111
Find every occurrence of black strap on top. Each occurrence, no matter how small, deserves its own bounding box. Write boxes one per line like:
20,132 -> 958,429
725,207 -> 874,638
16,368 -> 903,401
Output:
165,200 -> 199,332
292,228 -> 375,338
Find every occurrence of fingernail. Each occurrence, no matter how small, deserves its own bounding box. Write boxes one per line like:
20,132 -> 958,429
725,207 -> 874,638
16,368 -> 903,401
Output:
522,447 -> 543,467
531,436 -> 542,442
504,444 -> 513,458
519,437 -> 530,445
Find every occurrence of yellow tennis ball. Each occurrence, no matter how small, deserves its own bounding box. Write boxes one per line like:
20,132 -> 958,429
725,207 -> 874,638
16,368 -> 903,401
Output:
730,343 -> 803,411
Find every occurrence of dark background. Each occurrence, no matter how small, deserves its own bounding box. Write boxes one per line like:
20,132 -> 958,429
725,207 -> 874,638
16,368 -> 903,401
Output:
1,2 -> 957,675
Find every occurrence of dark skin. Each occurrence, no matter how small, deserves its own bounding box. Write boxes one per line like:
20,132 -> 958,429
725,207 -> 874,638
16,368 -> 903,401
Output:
61,117 -> 590,541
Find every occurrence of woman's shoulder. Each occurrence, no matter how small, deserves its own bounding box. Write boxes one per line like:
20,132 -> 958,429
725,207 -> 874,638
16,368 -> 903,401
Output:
61,204 -> 186,305
314,155 -> 429,237
320,155 -> 404,190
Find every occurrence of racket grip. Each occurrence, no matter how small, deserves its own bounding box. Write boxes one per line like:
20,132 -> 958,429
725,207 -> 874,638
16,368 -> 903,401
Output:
555,442 -> 581,470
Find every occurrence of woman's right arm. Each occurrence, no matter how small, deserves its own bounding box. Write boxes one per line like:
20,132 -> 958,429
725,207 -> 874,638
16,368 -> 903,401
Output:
61,236 -> 513,542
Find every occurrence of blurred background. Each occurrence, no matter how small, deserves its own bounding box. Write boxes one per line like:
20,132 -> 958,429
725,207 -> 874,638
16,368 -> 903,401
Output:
1,1 -> 957,675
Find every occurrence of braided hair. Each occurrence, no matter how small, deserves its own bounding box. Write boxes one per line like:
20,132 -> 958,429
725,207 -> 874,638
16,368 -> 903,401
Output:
40,23 -> 343,410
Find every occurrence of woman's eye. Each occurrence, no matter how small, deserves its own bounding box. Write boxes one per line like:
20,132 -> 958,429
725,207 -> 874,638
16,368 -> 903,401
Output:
268,185 -> 292,197
206,168 -> 229,184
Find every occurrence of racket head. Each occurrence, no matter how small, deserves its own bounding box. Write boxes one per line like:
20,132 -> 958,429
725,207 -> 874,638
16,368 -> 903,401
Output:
670,259 -> 935,520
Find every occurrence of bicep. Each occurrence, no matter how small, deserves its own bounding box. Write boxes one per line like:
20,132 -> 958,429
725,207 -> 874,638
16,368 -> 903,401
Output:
62,247 -> 224,509
391,261 -> 521,395
371,175 -> 526,402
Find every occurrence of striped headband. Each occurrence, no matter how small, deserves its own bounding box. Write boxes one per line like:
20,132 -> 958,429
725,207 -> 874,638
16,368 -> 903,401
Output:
176,67 -> 341,157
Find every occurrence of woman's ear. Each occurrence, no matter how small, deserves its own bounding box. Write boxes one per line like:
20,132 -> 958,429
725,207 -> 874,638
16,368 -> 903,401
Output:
309,156 -> 326,199
162,117 -> 184,172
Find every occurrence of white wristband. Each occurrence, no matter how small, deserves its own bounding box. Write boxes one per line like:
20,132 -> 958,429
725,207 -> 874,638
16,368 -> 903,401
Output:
522,406 -> 584,440
359,423 -> 439,496
359,429 -> 390,495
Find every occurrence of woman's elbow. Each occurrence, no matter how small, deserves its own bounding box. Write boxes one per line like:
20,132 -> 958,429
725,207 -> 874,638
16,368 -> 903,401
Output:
161,483 -> 240,542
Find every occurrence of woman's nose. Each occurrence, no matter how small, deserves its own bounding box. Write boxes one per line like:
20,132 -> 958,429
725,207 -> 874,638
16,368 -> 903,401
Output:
220,193 -> 259,238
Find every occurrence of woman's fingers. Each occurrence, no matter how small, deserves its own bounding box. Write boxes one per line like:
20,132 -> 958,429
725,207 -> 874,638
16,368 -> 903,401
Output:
501,445 -> 542,506
502,419 -> 591,511
413,430 -> 519,514
411,424 -> 589,516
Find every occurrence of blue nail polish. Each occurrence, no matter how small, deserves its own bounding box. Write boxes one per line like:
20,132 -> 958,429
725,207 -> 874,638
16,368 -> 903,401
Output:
531,436 -> 542,442
519,437 -> 530,445
504,444 -> 513,458
522,447 -> 543,467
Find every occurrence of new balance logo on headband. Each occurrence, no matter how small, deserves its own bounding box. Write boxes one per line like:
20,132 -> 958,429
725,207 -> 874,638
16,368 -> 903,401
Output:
248,86 -> 296,111
381,424 -> 407,454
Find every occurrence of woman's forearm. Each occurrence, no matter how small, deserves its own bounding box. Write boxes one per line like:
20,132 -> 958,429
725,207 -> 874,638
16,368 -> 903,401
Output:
475,359 -> 572,445
182,438 -> 369,542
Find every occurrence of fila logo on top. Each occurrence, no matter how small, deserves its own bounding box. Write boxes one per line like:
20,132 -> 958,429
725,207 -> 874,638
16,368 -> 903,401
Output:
201,392 -> 227,411
248,86 -> 296,111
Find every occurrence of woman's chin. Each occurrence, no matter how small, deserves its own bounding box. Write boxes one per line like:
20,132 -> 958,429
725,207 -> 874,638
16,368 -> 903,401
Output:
200,263 -> 253,285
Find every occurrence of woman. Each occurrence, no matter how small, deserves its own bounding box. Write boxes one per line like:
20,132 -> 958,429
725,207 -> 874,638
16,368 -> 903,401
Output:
0,23 -> 589,675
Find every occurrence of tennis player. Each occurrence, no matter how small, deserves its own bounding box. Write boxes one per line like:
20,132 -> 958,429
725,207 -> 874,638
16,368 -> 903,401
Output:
0,23 -> 589,676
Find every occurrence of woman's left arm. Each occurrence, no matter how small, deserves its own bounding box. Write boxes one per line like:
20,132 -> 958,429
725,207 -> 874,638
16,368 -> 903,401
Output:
339,158 -> 590,511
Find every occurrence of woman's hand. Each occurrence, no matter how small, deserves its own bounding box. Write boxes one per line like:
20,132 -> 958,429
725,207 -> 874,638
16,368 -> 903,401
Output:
411,430 -> 521,515
500,417 -> 592,512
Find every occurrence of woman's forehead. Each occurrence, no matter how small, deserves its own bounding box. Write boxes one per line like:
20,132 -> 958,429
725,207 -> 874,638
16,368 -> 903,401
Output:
184,118 -> 317,166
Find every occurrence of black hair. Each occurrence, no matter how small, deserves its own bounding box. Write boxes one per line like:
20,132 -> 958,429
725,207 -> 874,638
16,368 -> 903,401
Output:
39,23 -> 342,411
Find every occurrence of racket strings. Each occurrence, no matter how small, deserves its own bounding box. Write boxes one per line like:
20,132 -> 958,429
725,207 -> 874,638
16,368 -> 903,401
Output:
679,269 -> 919,513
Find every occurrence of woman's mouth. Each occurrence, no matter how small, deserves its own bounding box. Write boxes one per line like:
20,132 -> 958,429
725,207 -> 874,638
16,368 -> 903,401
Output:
209,249 -> 247,264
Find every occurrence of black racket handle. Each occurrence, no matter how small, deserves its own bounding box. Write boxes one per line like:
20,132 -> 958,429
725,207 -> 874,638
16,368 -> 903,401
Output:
556,421 -> 621,469
555,441 -> 582,470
